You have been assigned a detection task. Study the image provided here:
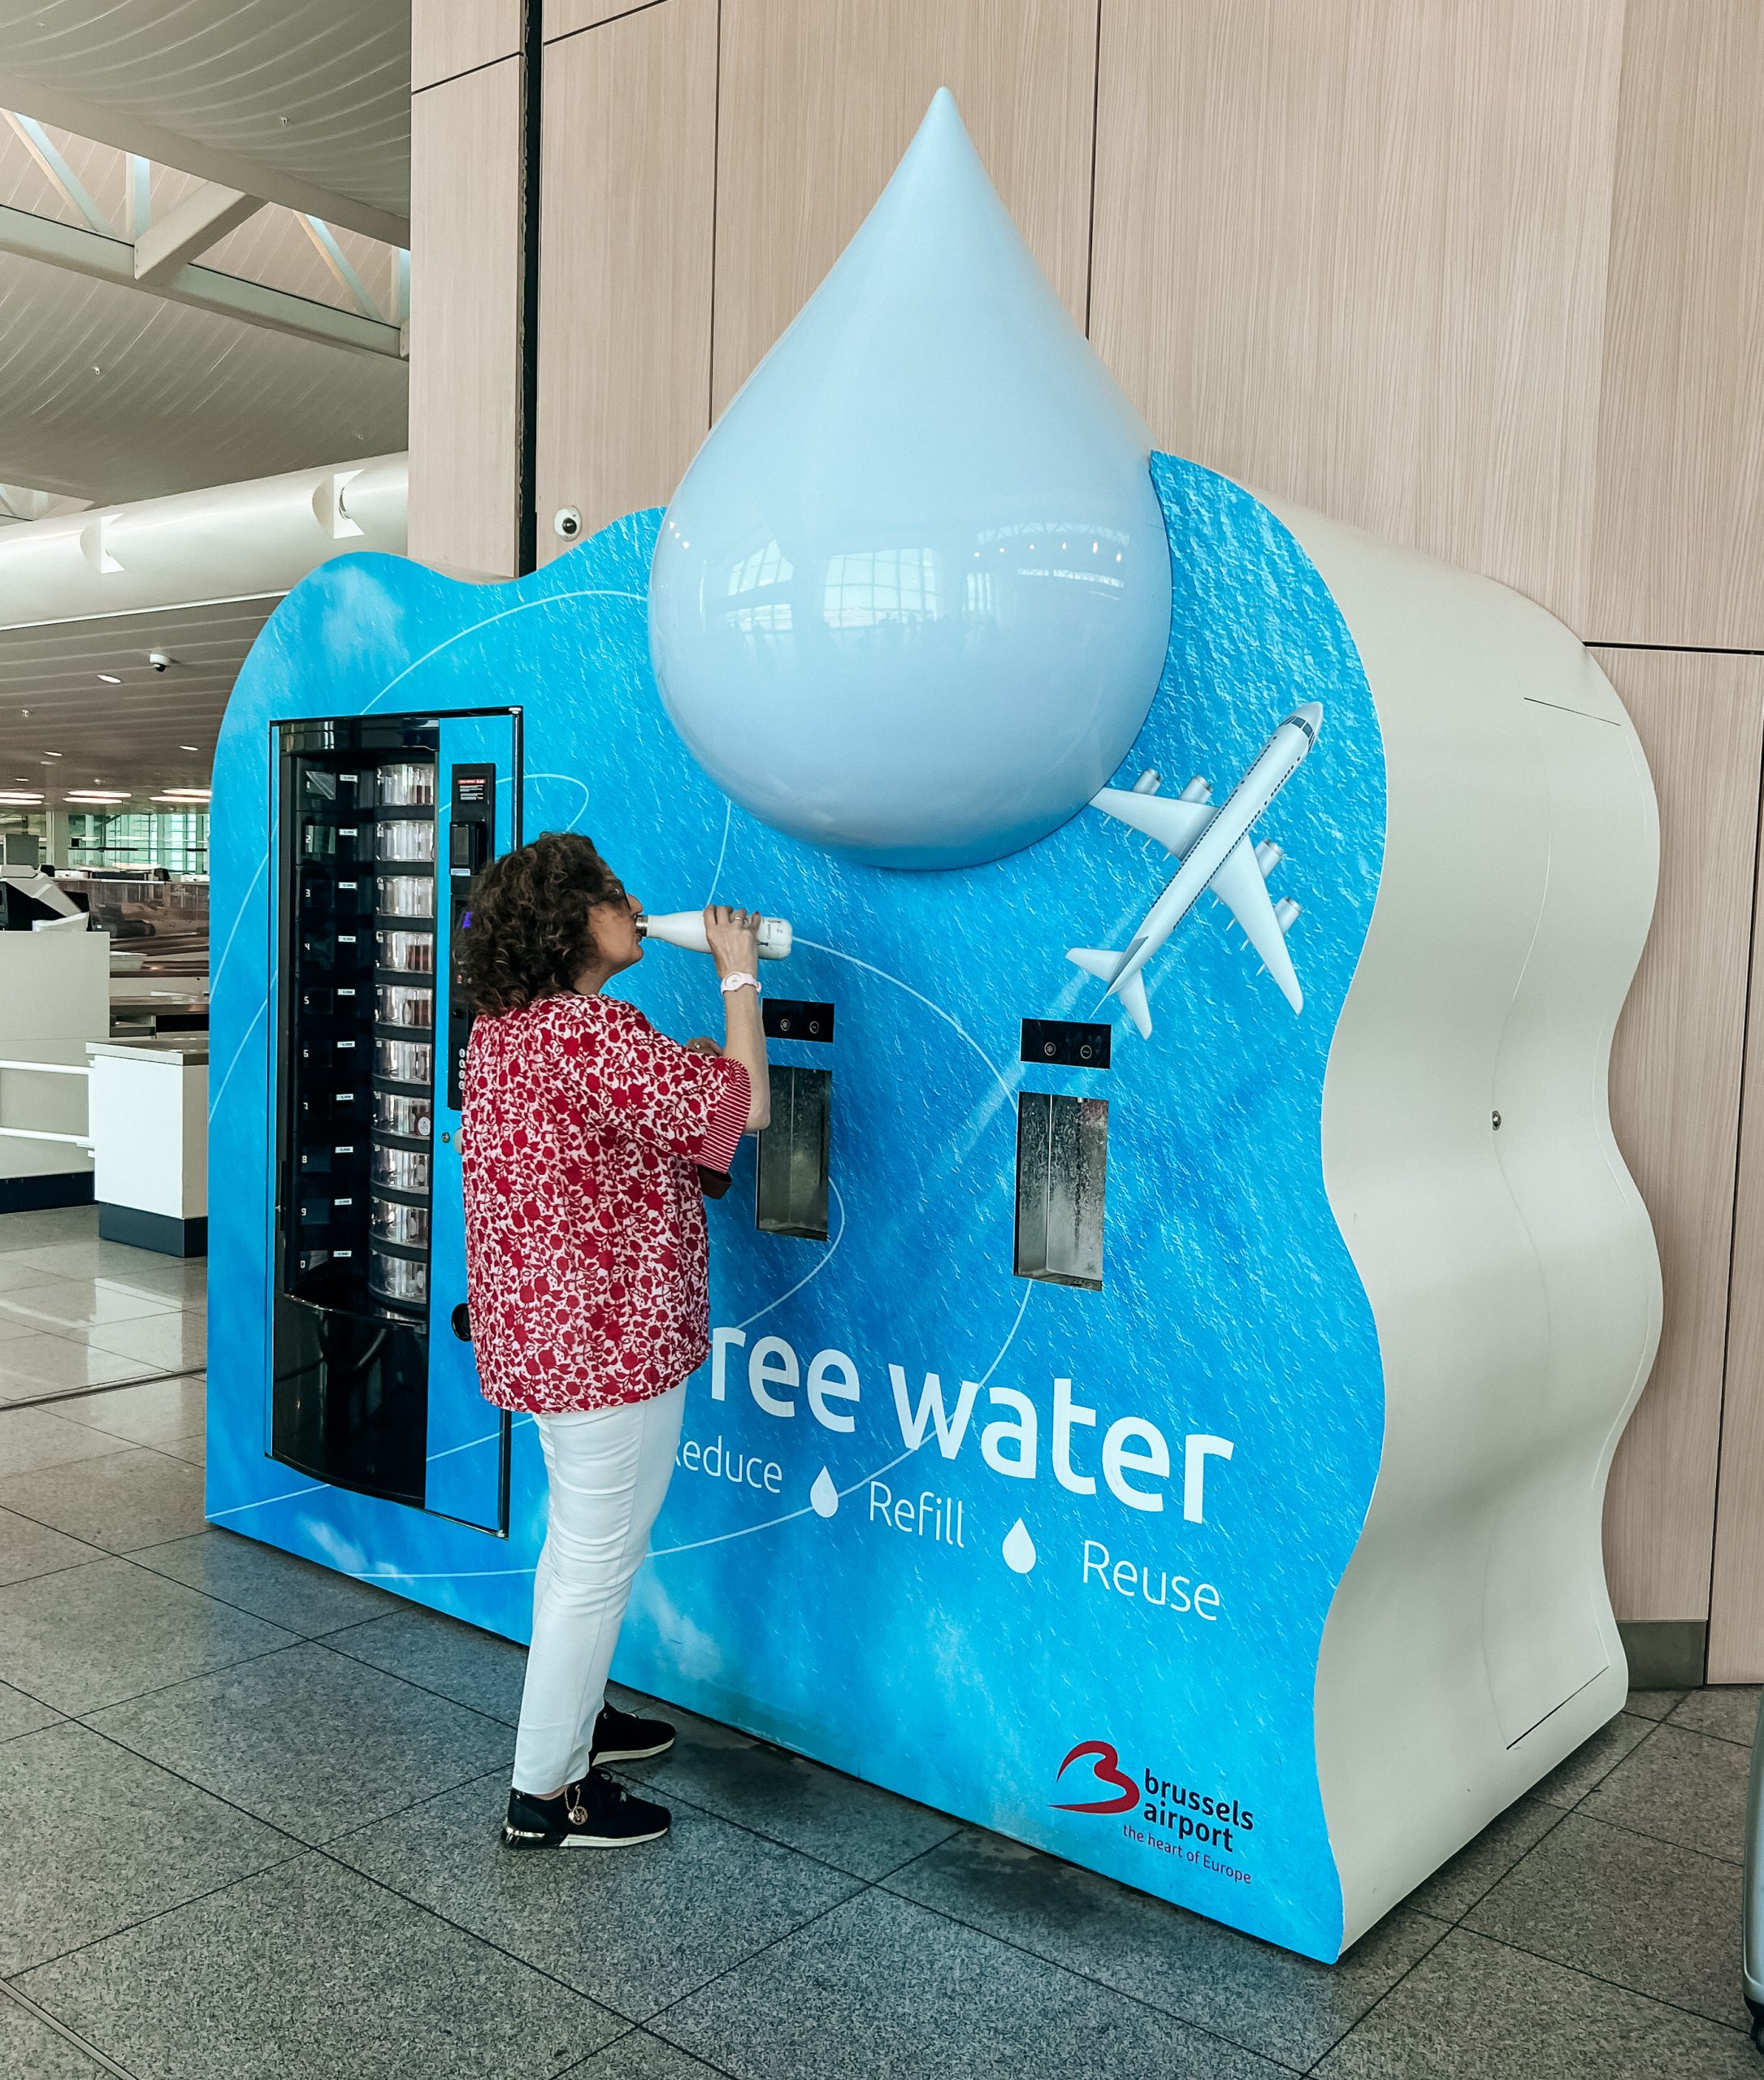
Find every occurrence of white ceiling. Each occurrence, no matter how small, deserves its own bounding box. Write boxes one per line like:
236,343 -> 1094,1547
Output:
0,254 -> 408,501
0,0 -> 410,231
0,4 -> 414,794
0,596 -> 275,796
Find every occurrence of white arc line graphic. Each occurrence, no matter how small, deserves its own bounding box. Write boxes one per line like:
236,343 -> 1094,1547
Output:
650,931 -> 1030,1558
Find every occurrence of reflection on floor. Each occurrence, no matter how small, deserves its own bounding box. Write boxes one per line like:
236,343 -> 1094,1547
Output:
0,1205 -> 1754,2078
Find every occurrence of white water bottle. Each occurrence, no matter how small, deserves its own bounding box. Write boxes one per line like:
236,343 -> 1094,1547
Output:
635,910 -> 793,960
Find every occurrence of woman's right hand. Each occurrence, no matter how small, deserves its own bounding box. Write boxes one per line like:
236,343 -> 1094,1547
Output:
704,904 -> 761,978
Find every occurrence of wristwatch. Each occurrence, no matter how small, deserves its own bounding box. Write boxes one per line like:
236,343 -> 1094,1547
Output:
719,970 -> 761,995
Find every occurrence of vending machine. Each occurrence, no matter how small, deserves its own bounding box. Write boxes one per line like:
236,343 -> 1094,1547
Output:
265,712 -> 517,1532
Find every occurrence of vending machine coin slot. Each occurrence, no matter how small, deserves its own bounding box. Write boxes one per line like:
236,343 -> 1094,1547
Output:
446,765 -> 494,1112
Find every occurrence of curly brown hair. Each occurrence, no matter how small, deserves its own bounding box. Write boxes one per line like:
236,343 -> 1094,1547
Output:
457,831 -> 626,1015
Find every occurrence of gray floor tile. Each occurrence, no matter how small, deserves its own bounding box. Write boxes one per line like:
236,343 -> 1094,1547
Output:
0,1306 -> 55,1341
93,1254 -> 208,1303
0,1990 -> 116,2079
1404,1796 -> 1564,1922
1532,1710 -> 1654,1808
16,1851 -> 619,2080
0,1207 -> 98,1254
0,1556 -> 292,1712
0,1251 -> 79,1294
655,1886 -> 1281,2080
87,1640 -> 514,1844
567,2032 -> 730,2080
327,1603 -> 528,1720
0,1276 -> 177,1332
884,1825 -> 1444,2067
79,1306 -> 206,1371
0,1677 -> 61,1741
3,1236 -> 177,1285
0,1501 -> 100,1585
0,1334 -> 151,1393
0,1406 -> 139,1477
1464,1810 -> 1744,2026
1624,1688 -> 1688,1722
1671,1686 -> 1761,1747
617,1704 -> 960,1880
0,1719 -> 295,1974
130,1528 -> 402,1636
1316,1926 -> 1757,2078
154,1428 -> 206,1465
1578,1721 -> 1750,1863
332,1768 -> 862,2022
54,1374 -> 206,1447
0,1443 -> 207,1550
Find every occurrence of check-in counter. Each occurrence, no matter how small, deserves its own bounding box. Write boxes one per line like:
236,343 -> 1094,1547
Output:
85,1038 -> 208,1256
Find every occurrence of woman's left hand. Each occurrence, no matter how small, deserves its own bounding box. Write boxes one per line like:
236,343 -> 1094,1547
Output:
683,1035 -> 721,1057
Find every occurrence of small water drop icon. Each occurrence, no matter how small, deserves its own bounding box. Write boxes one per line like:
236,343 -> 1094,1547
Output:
809,1467 -> 839,1519
1002,1519 -> 1037,1574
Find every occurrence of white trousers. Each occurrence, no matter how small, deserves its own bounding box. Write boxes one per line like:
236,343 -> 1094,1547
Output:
510,1383 -> 685,1794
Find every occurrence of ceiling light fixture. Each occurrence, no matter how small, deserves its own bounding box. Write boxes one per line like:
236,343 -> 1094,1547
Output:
41,752 -> 61,758
0,791 -> 44,805
156,788 -> 211,802
178,745 -> 201,753
66,790 -> 129,804
97,673 -> 121,685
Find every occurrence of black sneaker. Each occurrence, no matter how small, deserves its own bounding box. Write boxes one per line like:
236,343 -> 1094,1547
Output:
501,1770 -> 670,1850
592,1698 -> 675,1765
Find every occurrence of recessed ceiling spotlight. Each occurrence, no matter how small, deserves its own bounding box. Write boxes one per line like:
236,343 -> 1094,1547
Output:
97,673 -> 121,685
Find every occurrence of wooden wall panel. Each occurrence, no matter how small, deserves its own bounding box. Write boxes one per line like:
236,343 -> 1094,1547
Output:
548,0 -> 662,38
412,0 -> 522,93
1089,0 -> 1623,627
535,0 -> 717,553
1710,731 -> 1764,1679
712,0 -> 1099,414
408,60 -> 525,578
1588,1 -> 1764,649
1601,650 -> 1764,1623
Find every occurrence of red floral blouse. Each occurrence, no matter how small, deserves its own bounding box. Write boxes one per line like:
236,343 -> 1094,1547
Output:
461,992 -> 749,1413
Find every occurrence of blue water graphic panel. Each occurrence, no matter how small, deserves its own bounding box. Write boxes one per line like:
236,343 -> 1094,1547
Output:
207,455 -> 1385,1960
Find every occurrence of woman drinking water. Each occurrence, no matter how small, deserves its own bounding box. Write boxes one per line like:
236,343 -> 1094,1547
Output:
457,832 -> 769,1848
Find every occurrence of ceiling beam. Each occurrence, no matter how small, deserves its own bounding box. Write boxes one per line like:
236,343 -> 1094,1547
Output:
134,182 -> 265,285
0,204 -> 405,359
0,67 -> 408,247
1,110 -> 112,234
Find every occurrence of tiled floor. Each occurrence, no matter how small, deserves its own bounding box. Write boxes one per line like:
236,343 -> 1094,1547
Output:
0,1205 -> 205,1407
0,1210 -> 1756,2078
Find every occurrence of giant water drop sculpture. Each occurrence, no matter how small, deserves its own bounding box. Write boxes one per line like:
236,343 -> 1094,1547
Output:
648,90 -> 1172,869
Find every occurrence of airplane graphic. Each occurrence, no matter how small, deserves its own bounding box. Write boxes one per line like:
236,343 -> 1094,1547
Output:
1068,702 -> 1322,1038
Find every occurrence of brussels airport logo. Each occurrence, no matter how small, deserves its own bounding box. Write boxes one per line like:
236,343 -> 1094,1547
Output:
1053,1740 -> 1255,1878
1051,1740 -> 1139,1815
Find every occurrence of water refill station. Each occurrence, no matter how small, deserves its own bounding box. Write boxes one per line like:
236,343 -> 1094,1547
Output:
208,95 -> 1661,1961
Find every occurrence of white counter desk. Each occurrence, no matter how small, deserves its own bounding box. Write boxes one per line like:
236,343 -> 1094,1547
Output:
85,1038 -> 208,1255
